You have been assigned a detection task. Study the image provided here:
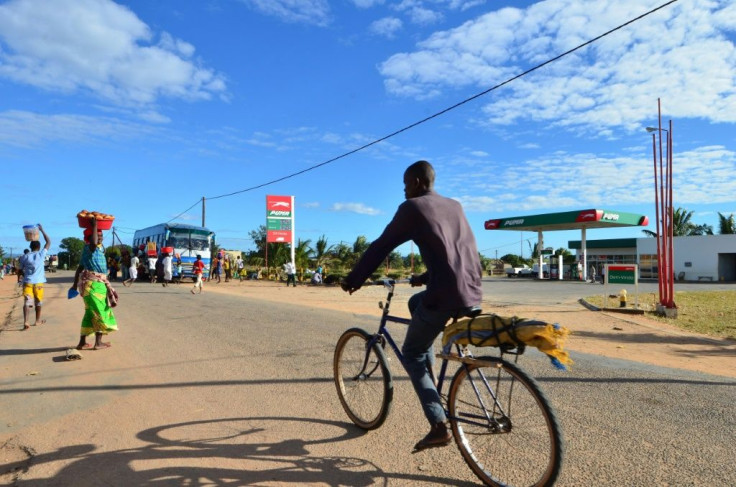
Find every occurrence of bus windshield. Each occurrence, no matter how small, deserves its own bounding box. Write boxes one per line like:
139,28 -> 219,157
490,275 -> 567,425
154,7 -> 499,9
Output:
169,232 -> 210,252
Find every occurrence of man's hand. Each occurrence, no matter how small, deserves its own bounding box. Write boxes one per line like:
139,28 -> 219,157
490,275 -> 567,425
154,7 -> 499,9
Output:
409,274 -> 424,287
341,281 -> 359,295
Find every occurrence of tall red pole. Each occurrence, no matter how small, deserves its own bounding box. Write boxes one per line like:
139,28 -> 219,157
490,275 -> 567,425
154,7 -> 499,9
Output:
651,133 -> 663,304
667,119 -> 675,308
657,99 -> 668,307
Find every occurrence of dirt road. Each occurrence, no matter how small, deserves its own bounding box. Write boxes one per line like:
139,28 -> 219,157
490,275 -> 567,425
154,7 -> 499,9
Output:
1,273 -> 734,486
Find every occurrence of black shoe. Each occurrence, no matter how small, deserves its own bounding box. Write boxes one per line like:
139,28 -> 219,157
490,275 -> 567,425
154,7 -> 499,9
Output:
413,422 -> 451,451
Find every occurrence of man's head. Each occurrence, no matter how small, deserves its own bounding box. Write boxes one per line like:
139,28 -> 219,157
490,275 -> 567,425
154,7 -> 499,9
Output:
196,255 -> 202,261
403,160 -> 435,199
30,241 -> 41,251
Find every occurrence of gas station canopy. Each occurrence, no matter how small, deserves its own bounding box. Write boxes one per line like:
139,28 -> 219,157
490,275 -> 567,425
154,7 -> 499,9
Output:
484,209 -> 648,232
484,209 -> 649,280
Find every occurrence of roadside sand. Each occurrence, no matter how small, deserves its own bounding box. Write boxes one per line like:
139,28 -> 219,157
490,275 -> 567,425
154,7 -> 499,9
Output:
2,274 -> 734,378
202,278 -> 736,379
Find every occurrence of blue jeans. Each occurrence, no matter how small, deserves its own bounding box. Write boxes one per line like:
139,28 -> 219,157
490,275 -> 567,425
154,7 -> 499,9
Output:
402,291 -> 471,425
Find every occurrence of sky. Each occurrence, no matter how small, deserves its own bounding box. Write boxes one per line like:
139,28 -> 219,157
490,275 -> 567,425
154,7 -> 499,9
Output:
1,0 -> 735,262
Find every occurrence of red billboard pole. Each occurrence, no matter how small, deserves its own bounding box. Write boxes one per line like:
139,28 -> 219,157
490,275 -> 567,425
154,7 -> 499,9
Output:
650,99 -> 676,314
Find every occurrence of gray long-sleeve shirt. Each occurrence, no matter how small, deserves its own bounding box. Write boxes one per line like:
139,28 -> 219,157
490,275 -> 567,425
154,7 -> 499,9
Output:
345,190 -> 483,311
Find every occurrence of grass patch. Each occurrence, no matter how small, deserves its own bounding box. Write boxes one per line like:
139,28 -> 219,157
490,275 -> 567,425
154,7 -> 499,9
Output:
584,290 -> 736,340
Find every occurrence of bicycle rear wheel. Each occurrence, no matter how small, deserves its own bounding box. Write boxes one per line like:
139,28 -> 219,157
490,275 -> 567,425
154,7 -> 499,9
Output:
333,328 -> 393,430
448,356 -> 562,487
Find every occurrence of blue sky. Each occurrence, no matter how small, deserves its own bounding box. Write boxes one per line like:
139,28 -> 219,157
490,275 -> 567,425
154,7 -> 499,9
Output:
1,0 -> 735,261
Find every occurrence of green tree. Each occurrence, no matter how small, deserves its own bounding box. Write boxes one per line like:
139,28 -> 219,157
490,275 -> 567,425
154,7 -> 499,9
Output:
312,234 -> 334,268
0,245 -> 4,261
718,212 -> 736,234
642,207 -> 713,237
330,242 -> 353,272
500,253 -> 525,267
247,225 -> 268,256
554,247 -> 576,264
59,237 -> 85,268
352,235 -> 370,256
293,238 -> 313,278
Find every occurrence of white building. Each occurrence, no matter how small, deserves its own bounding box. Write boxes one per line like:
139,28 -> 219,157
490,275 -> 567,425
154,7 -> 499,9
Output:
570,234 -> 736,281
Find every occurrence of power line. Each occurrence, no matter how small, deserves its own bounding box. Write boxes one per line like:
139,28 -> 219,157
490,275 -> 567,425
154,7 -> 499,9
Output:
167,199 -> 203,224
174,0 -> 678,215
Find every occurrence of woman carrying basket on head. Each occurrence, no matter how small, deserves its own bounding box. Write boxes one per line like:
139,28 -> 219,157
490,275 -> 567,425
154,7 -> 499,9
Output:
71,217 -> 118,350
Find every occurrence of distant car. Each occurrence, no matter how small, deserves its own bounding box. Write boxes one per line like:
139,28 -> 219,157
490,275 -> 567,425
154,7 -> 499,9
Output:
505,265 -> 530,277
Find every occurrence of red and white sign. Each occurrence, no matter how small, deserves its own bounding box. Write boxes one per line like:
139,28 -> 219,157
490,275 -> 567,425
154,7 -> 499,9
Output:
266,195 -> 294,243
266,195 -> 292,217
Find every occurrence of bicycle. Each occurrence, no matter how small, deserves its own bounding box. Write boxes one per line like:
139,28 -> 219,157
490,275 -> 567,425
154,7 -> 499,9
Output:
333,280 -> 563,487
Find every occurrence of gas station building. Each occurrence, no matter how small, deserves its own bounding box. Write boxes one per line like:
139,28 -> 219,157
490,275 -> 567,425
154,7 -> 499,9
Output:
484,208 -> 736,282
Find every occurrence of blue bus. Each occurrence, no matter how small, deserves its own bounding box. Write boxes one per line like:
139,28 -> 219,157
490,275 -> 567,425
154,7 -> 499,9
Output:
132,223 -> 215,280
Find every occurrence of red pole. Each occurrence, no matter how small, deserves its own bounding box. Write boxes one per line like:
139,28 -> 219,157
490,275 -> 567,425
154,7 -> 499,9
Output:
651,133 -> 663,305
657,99 -> 669,308
667,120 -> 675,308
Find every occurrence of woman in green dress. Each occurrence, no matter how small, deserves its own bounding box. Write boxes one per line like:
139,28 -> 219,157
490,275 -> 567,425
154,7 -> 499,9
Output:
71,218 -> 118,350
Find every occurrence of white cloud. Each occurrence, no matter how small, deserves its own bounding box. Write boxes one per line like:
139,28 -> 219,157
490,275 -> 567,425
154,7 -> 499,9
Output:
379,0 -> 736,132
330,202 -> 382,215
240,0 -> 331,26
0,0 -> 226,108
370,17 -> 403,39
446,144 -> 736,213
302,201 -> 320,208
352,0 -> 384,7
0,110 -> 156,148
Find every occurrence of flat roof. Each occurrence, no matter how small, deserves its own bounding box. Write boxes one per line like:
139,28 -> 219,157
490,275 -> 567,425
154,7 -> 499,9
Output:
484,209 -> 649,232
568,238 -> 638,249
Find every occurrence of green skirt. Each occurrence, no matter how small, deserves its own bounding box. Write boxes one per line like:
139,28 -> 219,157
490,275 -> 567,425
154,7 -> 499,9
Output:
81,280 -> 118,336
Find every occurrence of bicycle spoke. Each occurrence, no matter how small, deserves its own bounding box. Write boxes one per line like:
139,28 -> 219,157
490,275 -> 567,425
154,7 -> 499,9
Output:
448,357 -> 562,487
334,328 -> 393,430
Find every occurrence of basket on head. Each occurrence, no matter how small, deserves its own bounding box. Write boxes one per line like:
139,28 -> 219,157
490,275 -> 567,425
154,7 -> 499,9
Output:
23,225 -> 39,242
78,216 -> 114,230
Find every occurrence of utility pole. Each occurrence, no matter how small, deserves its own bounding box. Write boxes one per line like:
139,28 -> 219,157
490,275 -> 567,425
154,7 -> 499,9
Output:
202,197 -> 206,227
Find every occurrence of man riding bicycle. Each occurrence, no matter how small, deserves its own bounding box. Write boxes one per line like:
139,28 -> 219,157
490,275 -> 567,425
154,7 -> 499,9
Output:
342,160 -> 483,451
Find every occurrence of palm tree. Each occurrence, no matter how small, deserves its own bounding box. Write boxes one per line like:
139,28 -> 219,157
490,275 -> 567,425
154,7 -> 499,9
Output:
331,242 -> 353,272
312,234 -> 334,269
293,238 -> 313,279
352,235 -> 370,256
718,212 -> 736,234
642,207 -> 712,237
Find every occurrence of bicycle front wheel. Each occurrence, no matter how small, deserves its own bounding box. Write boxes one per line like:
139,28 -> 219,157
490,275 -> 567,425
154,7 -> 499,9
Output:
448,357 -> 563,487
333,328 -> 393,430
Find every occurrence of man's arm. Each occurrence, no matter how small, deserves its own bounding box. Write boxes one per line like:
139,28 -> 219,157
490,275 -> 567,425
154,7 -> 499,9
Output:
343,203 -> 416,292
37,223 -> 51,250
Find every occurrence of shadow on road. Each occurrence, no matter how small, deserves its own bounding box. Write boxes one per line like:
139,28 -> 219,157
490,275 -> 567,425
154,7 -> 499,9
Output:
3,416 -> 477,486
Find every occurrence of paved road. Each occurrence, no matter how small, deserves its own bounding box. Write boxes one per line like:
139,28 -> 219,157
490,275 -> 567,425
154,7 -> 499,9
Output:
478,276 -> 735,307
1,275 -> 734,486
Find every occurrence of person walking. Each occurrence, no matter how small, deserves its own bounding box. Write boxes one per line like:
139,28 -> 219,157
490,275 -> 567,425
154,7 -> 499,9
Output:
162,252 -> 172,286
191,254 -> 205,294
71,219 -> 117,350
147,253 -> 156,283
19,224 -> 51,330
236,255 -> 244,282
120,249 -> 131,282
342,160 -> 482,452
284,261 -> 297,287
589,265 -> 597,283
123,251 -> 139,287
223,255 -> 231,282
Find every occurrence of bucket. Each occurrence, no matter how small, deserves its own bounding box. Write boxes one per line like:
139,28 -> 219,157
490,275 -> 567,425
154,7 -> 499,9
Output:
23,225 -> 39,242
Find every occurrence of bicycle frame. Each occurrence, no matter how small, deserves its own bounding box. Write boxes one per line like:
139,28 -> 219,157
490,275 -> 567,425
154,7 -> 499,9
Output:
362,280 -> 513,426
